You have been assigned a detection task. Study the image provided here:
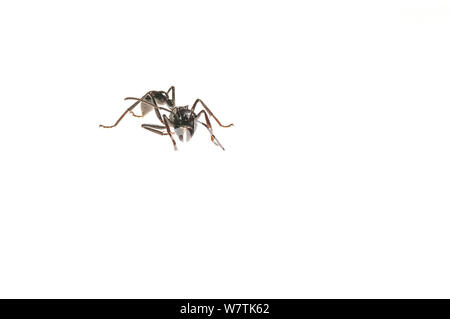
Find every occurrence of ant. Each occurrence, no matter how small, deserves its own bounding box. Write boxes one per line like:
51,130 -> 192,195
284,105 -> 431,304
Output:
99,86 -> 233,151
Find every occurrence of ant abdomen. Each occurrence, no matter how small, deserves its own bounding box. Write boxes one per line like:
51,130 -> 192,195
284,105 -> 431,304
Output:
140,95 -> 154,116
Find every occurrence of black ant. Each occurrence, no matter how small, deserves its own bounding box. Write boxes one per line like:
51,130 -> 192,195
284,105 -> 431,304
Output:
99,86 -> 233,150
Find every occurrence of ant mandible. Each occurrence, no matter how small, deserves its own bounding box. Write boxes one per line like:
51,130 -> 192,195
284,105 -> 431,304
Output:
99,86 -> 233,151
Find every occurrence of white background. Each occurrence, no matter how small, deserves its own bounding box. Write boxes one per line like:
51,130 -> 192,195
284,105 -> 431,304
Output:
0,0 -> 449,298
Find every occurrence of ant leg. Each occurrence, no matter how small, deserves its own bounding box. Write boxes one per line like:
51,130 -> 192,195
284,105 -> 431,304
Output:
142,124 -> 166,129
196,110 -> 225,150
99,90 -> 154,128
130,111 -> 144,118
141,124 -> 170,135
190,99 -> 234,128
124,98 -> 172,113
167,86 -> 175,106
198,121 -> 222,148
99,107 -> 131,128
163,115 -> 178,151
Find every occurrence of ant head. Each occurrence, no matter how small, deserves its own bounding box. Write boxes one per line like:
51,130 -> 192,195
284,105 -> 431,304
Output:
170,107 -> 197,142
152,91 -> 174,107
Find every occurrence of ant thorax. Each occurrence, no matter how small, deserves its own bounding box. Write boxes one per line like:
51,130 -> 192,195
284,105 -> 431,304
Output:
151,91 -> 173,107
